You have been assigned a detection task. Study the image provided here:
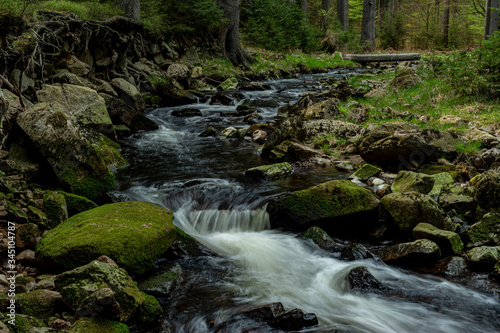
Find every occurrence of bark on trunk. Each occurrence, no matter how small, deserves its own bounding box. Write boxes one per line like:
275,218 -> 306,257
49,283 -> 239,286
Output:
442,0 -> 450,47
320,0 -> 330,30
337,0 -> 349,31
302,0 -> 308,17
217,0 -> 254,68
485,0 -> 500,38
116,0 -> 140,21
361,0 -> 376,51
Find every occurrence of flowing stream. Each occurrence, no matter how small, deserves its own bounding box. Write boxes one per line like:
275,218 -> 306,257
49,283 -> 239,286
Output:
114,71 -> 500,332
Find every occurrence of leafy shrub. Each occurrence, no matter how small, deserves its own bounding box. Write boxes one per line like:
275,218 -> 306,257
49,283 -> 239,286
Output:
379,12 -> 406,50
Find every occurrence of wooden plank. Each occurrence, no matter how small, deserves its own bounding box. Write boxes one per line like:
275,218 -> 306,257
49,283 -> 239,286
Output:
342,53 -> 421,63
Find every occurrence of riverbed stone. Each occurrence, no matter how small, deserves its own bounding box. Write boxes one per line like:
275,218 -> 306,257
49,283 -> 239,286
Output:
462,213 -> 500,248
55,260 -> 162,324
138,264 -> 183,298
42,191 -> 68,229
302,226 -> 338,251
220,77 -> 238,90
391,170 -> 434,194
36,84 -> 113,134
58,191 -> 98,217
473,168 -> 500,212
100,93 -> 158,131
346,267 -> 385,292
465,246 -> 500,267
268,179 -> 380,234
474,148 -> 500,170
352,164 -> 381,181
373,239 -> 441,265
413,223 -> 463,255
111,78 -> 146,112
16,102 -> 118,200
36,201 -> 176,275
298,98 -> 340,121
302,119 -> 363,141
245,162 -> 292,180
381,192 -> 456,233
390,68 -> 421,90
437,184 -> 475,215
3,314 -> 44,333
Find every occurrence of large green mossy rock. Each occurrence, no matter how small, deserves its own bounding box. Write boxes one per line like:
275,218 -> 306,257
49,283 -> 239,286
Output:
465,246 -> 500,267
381,192 -> 457,233
16,102 -> 118,200
462,213 -> 500,248
36,201 -> 175,275
268,180 -> 380,233
2,314 -> 44,333
352,164 -> 381,181
55,260 -> 162,324
413,223 -> 463,255
428,172 -> 454,196
391,170 -> 434,194
69,317 -> 129,333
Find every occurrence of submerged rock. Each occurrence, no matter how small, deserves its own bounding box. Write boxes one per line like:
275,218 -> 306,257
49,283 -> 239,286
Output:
245,162 -> 292,180
346,267 -> 385,292
381,192 -> 456,233
302,226 -> 338,251
36,201 -> 175,275
268,179 -> 380,234
138,264 -> 183,297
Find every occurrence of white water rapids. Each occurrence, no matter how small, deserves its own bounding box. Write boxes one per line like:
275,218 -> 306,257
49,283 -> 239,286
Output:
166,203 -> 499,333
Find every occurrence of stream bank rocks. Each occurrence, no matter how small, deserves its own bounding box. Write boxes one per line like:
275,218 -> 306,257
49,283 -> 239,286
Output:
36,201 -> 175,275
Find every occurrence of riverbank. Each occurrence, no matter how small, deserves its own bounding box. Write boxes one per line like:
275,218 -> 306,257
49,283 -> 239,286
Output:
1,11 -> 500,333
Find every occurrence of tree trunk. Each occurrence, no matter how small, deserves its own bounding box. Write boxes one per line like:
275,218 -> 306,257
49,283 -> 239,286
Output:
337,0 -> 349,30
442,0 -> 450,47
217,0 -> 254,68
116,0 -> 140,21
320,0 -> 330,30
361,0 -> 376,51
485,0 -> 500,38
302,0 -> 308,17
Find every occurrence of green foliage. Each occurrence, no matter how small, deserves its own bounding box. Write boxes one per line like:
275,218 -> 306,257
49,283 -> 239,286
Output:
241,0 -> 318,52
379,12 -> 406,50
455,140 -> 482,155
141,0 -> 223,36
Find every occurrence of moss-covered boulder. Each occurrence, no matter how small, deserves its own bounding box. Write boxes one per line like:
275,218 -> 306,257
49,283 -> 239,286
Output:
55,260 -> 162,324
462,213 -> 500,249
219,77 -> 238,90
69,317 -> 129,333
465,246 -> 500,267
391,170 -> 434,194
268,180 -> 380,234
17,289 -> 63,318
381,192 -> 457,233
473,168 -> 500,212
36,201 -> 175,275
42,191 -> 68,229
58,191 -> 98,217
413,223 -> 463,255
373,239 -> 441,266
245,162 -> 292,180
16,102 -> 118,200
437,184 -> 475,215
15,223 -> 38,250
352,164 -> 381,181
428,172 -> 454,196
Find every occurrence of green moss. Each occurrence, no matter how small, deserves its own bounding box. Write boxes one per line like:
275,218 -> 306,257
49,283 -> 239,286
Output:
463,213 -> 500,248
92,134 -> 127,170
276,179 -> 380,222
58,191 -> 98,217
413,223 -> 464,255
59,164 -> 116,200
43,191 -> 68,229
3,314 -> 44,333
18,290 -> 61,318
352,163 -> 381,181
136,294 -> 162,325
36,201 -> 176,275
69,317 -> 129,333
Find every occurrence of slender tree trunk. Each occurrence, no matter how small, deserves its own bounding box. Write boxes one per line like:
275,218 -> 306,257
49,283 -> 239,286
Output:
217,0 -> 254,68
442,0 -> 450,47
362,0 -> 376,51
320,0 -> 330,30
116,0 -> 140,20
485,0 -> 500,38
302,0 -> 308,17
337,0 -> 349,30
